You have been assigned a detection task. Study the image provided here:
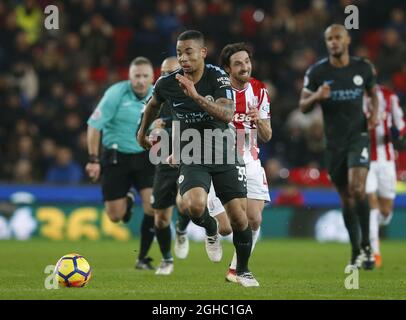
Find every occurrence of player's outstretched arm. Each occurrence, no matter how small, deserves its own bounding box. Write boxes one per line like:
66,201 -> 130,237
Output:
137,95 -> 163,149
299,83 -> 330,113
176,73 -> 234,123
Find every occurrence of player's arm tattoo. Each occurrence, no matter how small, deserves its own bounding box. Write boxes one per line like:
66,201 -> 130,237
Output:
257,119 -> 272,143
194,96 -> 235,123
138,95 -> 163,136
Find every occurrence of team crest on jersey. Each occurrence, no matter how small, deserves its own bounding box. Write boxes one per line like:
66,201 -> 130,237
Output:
205,95 -> 214,102
178,175 -> 184,184
353,75 -> 363,86
247,97 -> 259,109
90,107 -> 102,120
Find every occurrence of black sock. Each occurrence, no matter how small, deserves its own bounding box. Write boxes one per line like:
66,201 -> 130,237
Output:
355,198 -> 371,248
138,214 -> 155,260
155,225 -> 172,260
190,207 -> 217,236
233,225 -> 253,274
342,205 -> 361,255
177,209 -> 191,233
122,195 -> 134,223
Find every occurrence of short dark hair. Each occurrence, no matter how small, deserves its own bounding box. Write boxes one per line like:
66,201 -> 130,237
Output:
177,30 -> 204,44
130,56 -> 153,68
219,42 -> 252,69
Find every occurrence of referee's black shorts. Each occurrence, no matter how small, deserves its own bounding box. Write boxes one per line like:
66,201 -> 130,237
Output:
101,150 -> 155,201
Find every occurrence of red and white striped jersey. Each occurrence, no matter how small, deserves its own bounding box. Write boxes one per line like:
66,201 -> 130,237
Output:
364,85 -> 406,162
230,78 -> 271,164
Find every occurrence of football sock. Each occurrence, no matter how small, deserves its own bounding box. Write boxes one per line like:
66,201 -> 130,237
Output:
230,226 -> 261,270
379,212 -> 393,226
190,207 -> 217,236
342,205 -> 361,255
233,225 -> 253,274
177,209 -> 191,233
122,194 -> 134,223
355,198 -> 371,248
138,214 -> 155,259
155,225 -> 172,260
369,208 -> 380,254
251,227 -> 261,252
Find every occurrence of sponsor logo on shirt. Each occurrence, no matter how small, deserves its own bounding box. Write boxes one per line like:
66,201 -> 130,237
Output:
330,88 -> 363,101
205,95 -> 214,102
173,102 -> 184,107
90,107 -> 102,120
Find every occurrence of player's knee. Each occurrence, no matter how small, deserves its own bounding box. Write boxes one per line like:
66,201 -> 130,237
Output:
349,184 -> 366,201
381,208 -> 392,217
188,201 -> 206,217
106,211 -> 122,223
184,195 -> 206,217
154,217 -> 170,229
248,216 -> 262,230
229,214 -> 248,231
219,225 -> 232,236
176,196 -> 188,214
143,202 -> 154,215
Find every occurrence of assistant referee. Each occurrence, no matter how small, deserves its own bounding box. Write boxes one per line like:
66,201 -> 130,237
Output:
86,57 -> 156,270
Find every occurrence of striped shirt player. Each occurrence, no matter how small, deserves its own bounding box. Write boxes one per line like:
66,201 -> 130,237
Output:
364,85 -> 406,265
208,78 -> 271,218
365,85 -> 405,199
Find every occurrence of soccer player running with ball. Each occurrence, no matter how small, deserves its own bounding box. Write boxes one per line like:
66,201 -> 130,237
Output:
86,57 -> 156,270
138,30 -> 259,287
205,42 -> 273,283
364,84 -> 406,267
299,24 -> 379,269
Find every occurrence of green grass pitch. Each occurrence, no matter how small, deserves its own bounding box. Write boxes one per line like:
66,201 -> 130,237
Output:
0,239 -> 405,300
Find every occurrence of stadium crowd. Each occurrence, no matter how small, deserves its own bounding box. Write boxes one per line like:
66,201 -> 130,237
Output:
0,0 -> 405,185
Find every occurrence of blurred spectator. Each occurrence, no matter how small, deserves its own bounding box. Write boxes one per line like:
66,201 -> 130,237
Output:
0,11 -> 22,69
8,61 -> 39,102
304,119 -> 325,167
155,0 -> 181,36
264,158 -> 289,186
376,28 -> 406,83
45,146 -> 83,184
12,159 -> 34,183
80,13 -> 114,67
274,185 -> 305,207
61,33 -> 90,86
15,0 -> 43,45
0,0 -> 405,185
129,15 -> 163,66
387,8 -> 406,37
38,138 -> 57,177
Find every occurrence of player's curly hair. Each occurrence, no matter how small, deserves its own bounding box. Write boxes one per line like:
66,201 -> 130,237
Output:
219,42 -> 252,69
